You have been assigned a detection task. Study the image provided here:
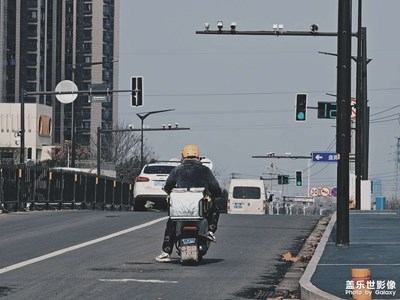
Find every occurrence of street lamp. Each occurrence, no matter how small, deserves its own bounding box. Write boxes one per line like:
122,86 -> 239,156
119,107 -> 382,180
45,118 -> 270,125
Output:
136,109 -> 175,169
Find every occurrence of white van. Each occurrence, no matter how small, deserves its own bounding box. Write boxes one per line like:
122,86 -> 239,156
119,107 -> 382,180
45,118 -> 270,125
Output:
227,179 -> 267,215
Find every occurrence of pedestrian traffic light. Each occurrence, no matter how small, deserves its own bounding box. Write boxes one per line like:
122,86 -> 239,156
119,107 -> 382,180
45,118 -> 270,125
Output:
296,171 -> 302,187
131,76 -> 143,107
295,93 -> 307,121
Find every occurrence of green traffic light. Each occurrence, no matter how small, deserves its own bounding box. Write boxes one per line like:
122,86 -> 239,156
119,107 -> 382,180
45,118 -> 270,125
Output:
297,112 -> 305,120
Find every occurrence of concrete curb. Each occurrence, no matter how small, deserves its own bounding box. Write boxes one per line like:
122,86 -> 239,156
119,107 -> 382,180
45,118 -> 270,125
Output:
299,212 -> 342,300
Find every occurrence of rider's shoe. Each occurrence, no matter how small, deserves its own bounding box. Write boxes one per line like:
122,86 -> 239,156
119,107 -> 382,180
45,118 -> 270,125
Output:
207,231 -> 216,243
155,251 -> 171,262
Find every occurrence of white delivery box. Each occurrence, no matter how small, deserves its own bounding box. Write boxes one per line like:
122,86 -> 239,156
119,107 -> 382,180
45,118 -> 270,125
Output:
169,188 -> 205,220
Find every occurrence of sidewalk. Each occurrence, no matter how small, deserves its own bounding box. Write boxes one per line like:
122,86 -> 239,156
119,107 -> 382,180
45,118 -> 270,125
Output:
300,210 -> 400,300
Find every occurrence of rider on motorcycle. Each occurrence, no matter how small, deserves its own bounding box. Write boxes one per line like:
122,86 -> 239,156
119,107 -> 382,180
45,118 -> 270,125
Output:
155,144 -> 222,262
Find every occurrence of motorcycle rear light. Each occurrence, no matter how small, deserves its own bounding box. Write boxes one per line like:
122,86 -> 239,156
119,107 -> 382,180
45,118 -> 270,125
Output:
183,226 -> 198,231
136,176 -> 150,182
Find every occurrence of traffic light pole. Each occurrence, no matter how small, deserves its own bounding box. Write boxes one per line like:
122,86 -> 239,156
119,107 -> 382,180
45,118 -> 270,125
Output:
336,0 -> 352,246
198,10 -> 355,245
253,154 -> 311,192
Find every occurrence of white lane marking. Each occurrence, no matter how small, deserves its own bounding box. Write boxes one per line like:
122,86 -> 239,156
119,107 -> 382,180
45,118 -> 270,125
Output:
99,279 -> 178,284
0,216 -> 169,275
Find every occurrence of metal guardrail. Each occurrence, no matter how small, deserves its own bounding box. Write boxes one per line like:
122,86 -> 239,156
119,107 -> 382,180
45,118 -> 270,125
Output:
0,165 -> 134,212
268,199 -> 336,216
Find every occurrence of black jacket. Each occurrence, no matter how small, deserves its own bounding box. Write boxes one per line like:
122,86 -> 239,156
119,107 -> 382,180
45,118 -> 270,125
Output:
163,159 -> 222,198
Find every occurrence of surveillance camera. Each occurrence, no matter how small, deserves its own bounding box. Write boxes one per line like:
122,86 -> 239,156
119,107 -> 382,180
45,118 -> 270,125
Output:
128,124 -> 134,130
278,24 -> 284,31
217,21 -> 223,30
272,24 -> 278,31
175,123 -> 179,128
168,123 -> 172,129
162,124 -> 166,129
204,23 -> 210,31
310,24 -> 319,32
230,22 -> 237,31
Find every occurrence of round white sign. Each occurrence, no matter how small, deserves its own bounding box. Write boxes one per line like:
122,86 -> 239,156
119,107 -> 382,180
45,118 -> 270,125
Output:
320,187 -> 331,197
309,187 -> 319,197
55,80 -> 78,104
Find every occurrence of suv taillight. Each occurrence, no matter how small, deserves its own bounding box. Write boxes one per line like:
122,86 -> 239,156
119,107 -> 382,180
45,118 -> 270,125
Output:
136,176 -> 150,182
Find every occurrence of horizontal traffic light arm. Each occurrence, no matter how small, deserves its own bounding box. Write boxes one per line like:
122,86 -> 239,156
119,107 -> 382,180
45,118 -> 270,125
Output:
100,127 -> 190,133
196,30 -> 357,37
253,155 -> 311,159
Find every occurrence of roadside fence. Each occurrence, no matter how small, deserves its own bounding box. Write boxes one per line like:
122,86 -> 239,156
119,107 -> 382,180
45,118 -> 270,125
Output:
0,165 -> 134,212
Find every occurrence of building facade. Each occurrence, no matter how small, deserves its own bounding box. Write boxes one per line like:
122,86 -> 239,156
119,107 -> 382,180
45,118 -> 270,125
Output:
0,0 -> 119,163
0,103 -> 53,163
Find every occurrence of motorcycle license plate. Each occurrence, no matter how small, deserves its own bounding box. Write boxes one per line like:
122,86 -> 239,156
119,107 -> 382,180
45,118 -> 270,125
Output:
181,245 -> 198,261
182,238 -> 196,245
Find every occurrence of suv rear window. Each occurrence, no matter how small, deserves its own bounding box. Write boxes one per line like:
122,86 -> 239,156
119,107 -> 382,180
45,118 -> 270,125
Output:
144,165 -> 177,174
233,187 -> 261,199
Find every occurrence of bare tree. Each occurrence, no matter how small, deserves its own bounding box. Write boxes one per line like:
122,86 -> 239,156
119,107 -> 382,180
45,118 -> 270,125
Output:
43,141 -> 91,167
94,124 -> 157,181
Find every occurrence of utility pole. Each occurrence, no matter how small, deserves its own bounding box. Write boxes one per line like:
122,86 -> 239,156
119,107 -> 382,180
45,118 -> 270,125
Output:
19,91 -> 25,164
336,0 -> 352,246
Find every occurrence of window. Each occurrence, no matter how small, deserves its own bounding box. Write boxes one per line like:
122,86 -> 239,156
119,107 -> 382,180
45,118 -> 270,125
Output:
84,4 -> 92,13
83,30 -> 92,40
30,10 -> 37,21
27,68 -> 37,80
83,16 -> 92,28
233,187 -> 261,199
144,165 -> 177,175
83,42 -> 92,52
102,70 -> 110,81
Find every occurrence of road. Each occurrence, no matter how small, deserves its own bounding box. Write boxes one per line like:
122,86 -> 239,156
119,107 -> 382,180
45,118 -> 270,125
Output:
0,210 -> 320,300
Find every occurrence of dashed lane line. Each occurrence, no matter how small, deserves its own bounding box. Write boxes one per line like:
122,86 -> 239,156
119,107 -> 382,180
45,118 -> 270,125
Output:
99,279 -> 178,284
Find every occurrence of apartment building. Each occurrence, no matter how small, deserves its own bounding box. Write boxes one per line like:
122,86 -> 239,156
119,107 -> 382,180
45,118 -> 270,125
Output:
0,0 -> 119,163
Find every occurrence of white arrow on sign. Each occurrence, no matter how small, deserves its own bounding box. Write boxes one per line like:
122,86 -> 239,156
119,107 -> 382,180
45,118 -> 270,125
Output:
315,155 -> 323,161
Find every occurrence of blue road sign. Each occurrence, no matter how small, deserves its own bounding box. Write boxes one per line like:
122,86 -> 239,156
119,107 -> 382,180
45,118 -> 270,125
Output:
311,152 -> 338,163
331,187 -> 337,197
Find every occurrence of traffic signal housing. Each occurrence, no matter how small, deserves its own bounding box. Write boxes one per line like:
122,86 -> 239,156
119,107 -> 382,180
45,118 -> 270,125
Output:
296,171 -> 302,187
131,76 -> 143,107
295,93 -> 307,121
278,175 -> 289,185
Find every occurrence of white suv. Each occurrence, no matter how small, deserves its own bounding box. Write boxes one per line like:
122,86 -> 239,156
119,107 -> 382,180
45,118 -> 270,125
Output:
133,161 -> 180,210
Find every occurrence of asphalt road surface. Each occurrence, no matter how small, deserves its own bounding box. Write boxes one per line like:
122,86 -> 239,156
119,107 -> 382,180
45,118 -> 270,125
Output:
0,210 -> 320,300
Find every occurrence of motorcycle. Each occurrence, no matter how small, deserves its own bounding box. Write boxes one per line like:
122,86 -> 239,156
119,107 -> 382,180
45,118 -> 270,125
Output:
168,187 -> 211,265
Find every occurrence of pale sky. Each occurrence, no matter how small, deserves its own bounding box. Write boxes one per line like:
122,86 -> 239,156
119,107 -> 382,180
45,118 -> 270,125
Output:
118,0 -> 400,197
